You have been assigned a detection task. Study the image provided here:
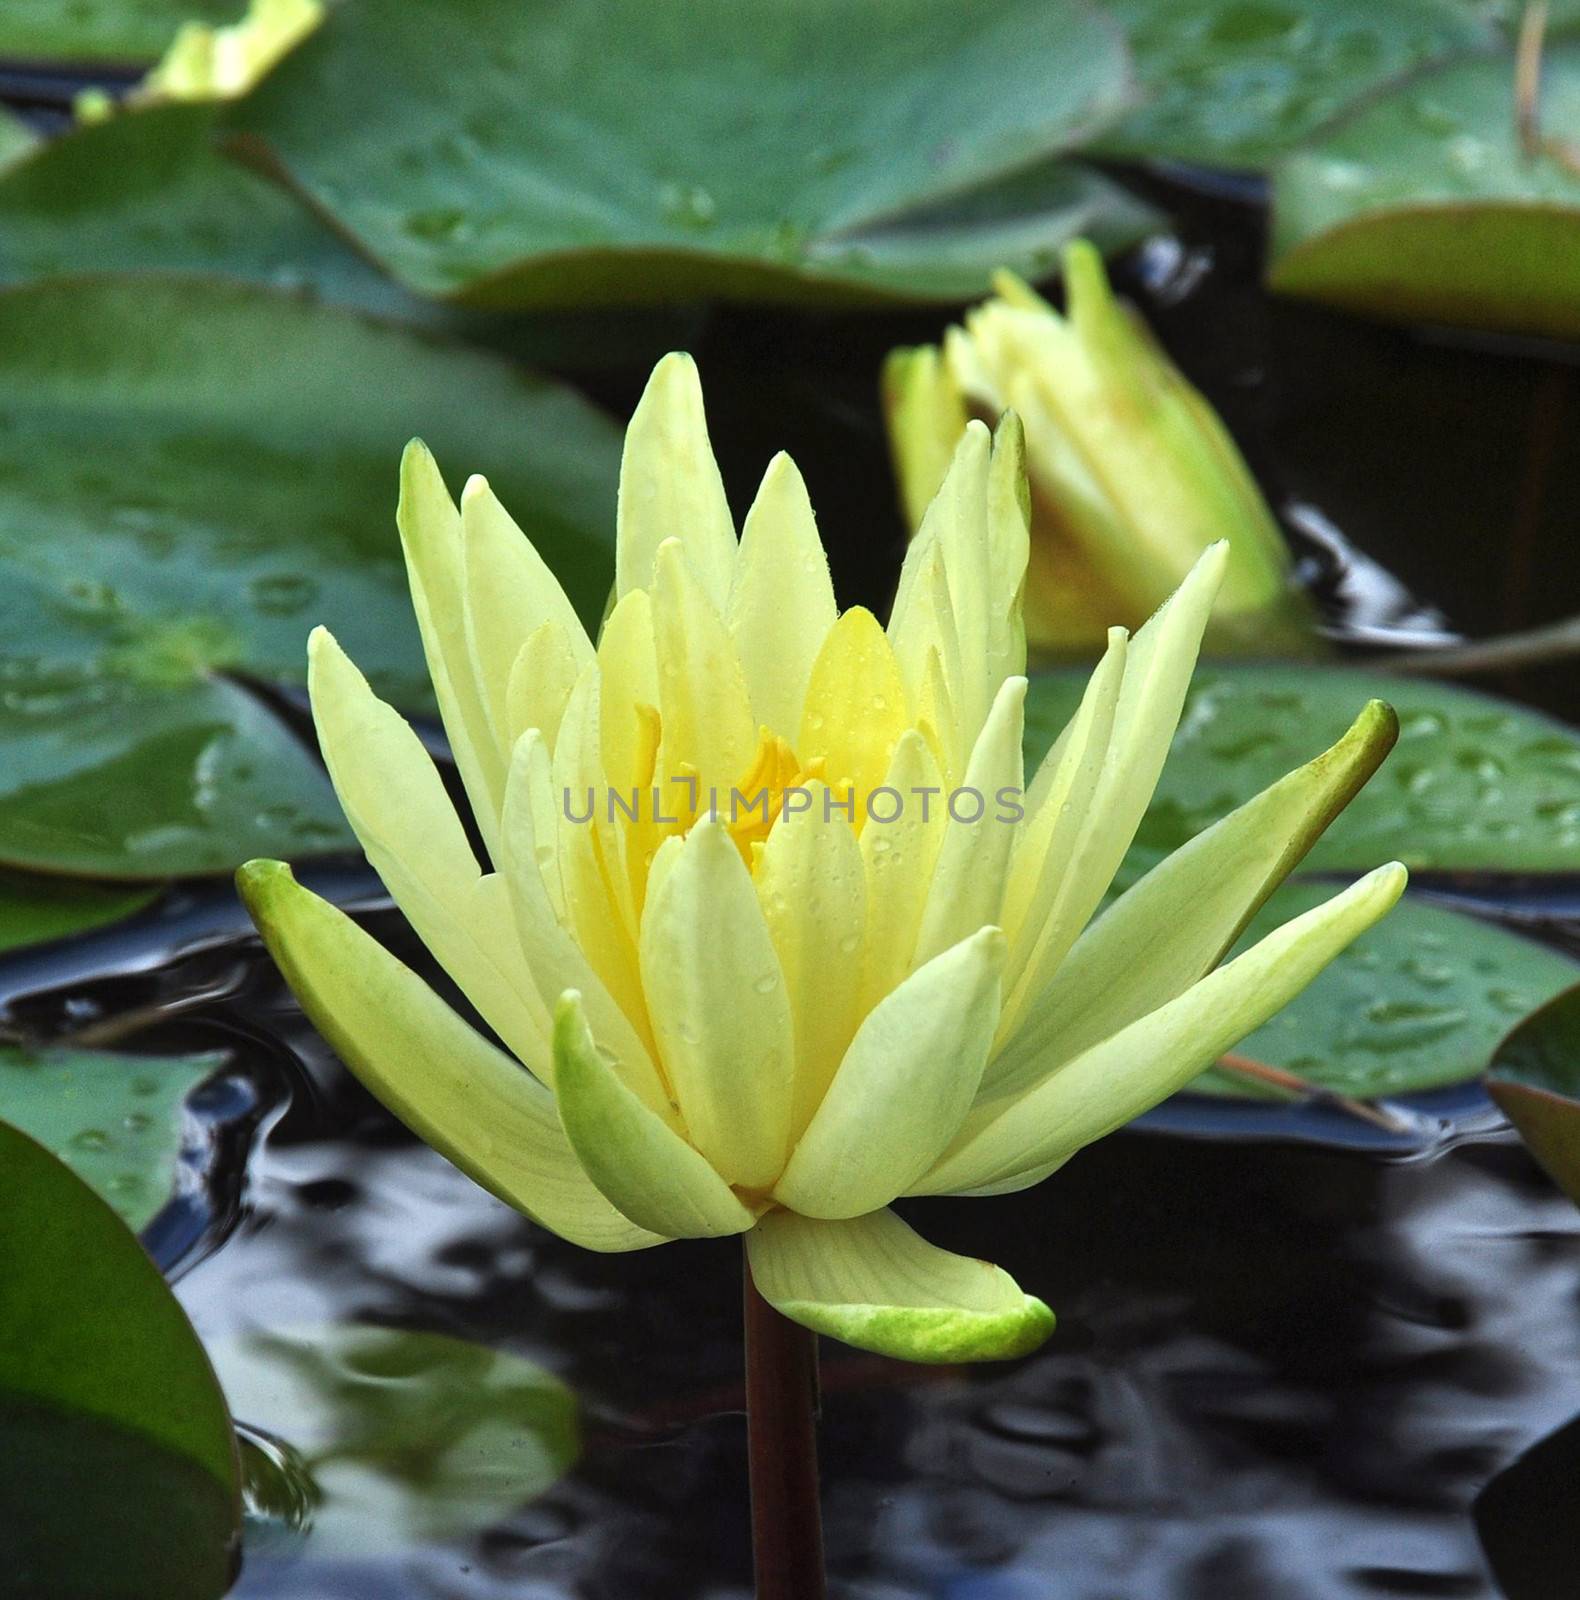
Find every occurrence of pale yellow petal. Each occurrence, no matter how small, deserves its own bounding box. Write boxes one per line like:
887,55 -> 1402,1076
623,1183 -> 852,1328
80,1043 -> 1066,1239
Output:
652,539 -> 757,797
753,783 -> 866,1136
859,730 -> 947,1011
616,352 -> 735,610
917,865 -> 1408,1197
639,820 -> 794,1189
396,440 -> 504,858
729,452 -> 838,738
911,677 -> 1026,972
500,732 -> 672,1122
307,626 -> 548,1078
774,927 -> 1003,1218
504,621 -> 579,755
553,993 -> 754,1238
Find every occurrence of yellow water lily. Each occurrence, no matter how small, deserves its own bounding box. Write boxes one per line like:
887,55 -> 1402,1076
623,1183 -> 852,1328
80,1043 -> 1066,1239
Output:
240,353 -> 1404,1364
884,239 -> 1314,656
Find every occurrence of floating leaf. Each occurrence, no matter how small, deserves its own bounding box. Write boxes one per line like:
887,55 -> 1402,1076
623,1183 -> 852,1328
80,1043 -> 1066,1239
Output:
0,276 -> 622,877
1486,983 -> 1580,1206
0,869 -> 157,953
0,1 -> 238,64
0,104 -> 427,320
1194,884 -> 1579,1098
1269,46 -> 1580,337
0,1046 -> 223,1230
228,0 -> 1134,306
0,1121 -> 239,1598
213,1325 -> 578,1553
1091,0 -> 1494,170
1025,665 -> 1580,883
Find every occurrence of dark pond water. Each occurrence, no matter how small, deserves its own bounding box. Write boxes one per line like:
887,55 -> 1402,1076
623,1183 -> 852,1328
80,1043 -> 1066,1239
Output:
5,124 -> 1580,1596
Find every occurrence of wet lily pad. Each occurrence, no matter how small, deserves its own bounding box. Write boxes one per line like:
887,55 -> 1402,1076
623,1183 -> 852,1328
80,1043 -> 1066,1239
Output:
1025,665 -> 1580,883
0,104 -> 426,320
0,870 -> 157,953
1486,983 -> 1580,1206
1092,0 -> 1494,170
229,0 -> 1133,306
0,1 -> 238,65
0,1121 -> 239,1599
213,1325 -> 578,1553
1194,884 -> 1579,1099
0,1046 -> 223,1230
1270,44 -> 1580,337
0,275 -> 622,878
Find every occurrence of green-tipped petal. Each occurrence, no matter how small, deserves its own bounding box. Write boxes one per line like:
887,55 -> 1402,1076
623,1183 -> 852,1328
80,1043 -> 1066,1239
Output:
991,699 -> 1401,1102
236,860 -> 662,1254
553,993 -> 756,1239
746,1208 -> 1053,1363
774,927 -> 1004,1219
1003,542 -> 1225,1026
616,352 -> 735,610
918,863 -> 1409,1198
881,344 -> 969,532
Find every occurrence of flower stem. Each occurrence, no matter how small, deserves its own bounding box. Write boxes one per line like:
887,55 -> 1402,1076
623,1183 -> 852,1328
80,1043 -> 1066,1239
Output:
744,1257 -> 826,1600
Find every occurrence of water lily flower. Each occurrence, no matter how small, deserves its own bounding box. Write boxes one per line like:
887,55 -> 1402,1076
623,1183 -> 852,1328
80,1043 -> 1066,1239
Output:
141,0 -> 322,104
240,353 -> 1404,1365
883,239 -> 1315,656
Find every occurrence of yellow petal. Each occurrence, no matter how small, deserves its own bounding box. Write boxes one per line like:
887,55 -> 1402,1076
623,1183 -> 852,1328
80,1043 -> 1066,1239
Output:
639,820 -> 794,1189
774,926 -> 1004,1219
461,474 -> 592,746
553,993 -> 755,1238
729,452 -> 838,738
504,621 -> 580,754
238,860 -> 659,1252
911,676 -> 1026,971
798,606 -> 908,814
652,539 -> 757,798
753,782 -> 866,1136
616,352 -> 735,610
396,441 -> 504,858
307,626 -> 549,1077
859,730 -> 947,1011
500,732 -> 672,1122
918,866 -> 1408,1197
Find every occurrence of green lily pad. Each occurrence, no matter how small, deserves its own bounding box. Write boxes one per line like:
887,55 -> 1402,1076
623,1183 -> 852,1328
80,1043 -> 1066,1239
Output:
1194,883 -> 1579,1098
0,103 -> 428,320
1025,665 -> 1580,884
799,159 -> 1160,300
0,1046 -> 223,1230
1091,0 -> 1494,170
1486,983 -> 1580,1206
0,1120 -> 239,1598
1269,46 -> 1580,337
0,1 -> 238,64
0,870 -> 157,952
1475,1410 -> 1580,1599
228,0 -> 1134,306
212,1324 -> 578,1553
0,275 -> 622,878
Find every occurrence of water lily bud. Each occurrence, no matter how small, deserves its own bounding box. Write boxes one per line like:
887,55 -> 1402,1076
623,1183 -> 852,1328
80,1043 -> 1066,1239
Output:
241,352 -> 1402,1366
884,239 -> 1315,655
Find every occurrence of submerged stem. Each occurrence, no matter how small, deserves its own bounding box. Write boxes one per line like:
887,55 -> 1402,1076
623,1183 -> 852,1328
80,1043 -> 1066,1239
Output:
744,1257 -> 826,1600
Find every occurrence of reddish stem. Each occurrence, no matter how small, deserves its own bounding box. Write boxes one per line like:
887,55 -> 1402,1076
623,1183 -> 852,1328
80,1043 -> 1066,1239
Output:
744,1257 -> 827,1600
